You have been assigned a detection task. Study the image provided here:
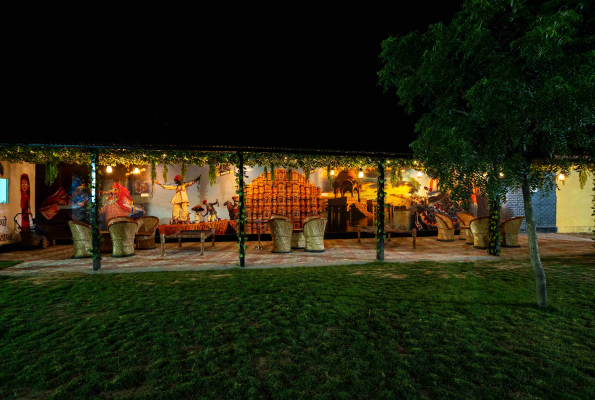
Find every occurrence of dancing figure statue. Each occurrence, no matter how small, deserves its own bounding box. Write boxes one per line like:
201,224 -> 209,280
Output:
202,199 -> 219,222
155,175 -> 201,224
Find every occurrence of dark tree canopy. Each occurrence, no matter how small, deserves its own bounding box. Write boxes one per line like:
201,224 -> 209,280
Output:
379,0 -> 594,204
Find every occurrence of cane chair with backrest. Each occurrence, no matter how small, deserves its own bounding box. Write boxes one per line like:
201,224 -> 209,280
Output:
500,216 -> 525,247
469,217 -> 490,249
68,220 -> 93,258
434,213 -> 456,242
267,214 -> 294,253
135,216 -> 160,250
109,220 -> 138,257
303,215 -> 328,252
456,212 -> 476,244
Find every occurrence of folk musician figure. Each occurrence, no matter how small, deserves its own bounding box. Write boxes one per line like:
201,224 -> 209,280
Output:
155,174 -> 201,224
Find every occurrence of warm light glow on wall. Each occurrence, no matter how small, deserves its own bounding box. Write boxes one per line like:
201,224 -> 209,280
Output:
417,171 -> 422,177
106,166 -> 112,173
558,173 -> 565,181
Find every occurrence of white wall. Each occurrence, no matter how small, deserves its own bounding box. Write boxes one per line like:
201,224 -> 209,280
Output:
0,161 -> 36,245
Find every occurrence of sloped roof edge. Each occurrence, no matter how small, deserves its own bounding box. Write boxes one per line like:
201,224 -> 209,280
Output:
0,141 -> 414,159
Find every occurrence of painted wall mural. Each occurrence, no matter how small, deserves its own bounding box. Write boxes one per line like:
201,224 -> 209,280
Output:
316,167 -> 455,232
31,163 -> 459,236
34,163 -> 90,242
19,174 -> 32,230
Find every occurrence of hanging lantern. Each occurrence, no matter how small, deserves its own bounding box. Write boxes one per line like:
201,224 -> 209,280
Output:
106,166 -> 112,173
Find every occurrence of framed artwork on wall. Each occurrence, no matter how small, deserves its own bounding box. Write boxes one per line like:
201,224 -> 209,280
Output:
134,180 -> 151,195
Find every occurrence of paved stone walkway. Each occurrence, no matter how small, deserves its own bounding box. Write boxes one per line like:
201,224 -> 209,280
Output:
0,233 -> 592,276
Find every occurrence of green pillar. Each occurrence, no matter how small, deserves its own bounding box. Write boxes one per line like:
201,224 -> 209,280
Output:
237,151 -> 246,267
488,192 -> 501,256
91,152 -> 101,270
376,159 -> 385,261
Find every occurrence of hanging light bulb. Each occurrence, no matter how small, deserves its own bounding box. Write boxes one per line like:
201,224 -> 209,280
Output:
330,169 -> 335,176
106,166 -> 112,173
558,173 -> 565,181
499,172 -> 504,177
358,169 -> 364,178
134,167 -> 139,174
417,171 -> 422,177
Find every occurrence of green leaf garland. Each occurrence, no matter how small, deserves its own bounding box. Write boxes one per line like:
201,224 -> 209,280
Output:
181,163 -> 187,183
208,163 -> 217,187
150,161 -> 156,194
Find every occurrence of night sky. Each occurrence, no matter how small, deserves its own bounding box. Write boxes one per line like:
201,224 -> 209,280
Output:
12,2 -> 464,153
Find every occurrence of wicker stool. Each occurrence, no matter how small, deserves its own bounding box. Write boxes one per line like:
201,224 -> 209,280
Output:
135,216 -> 159,250
291,229 -> 305,249
303,216 -> 327,252
501,216 -> 524,247
267,215 -> 293,253
465,228 -> 474,245
470,217 -> 490,249
435,213 -> 455,242
456,212 -> 475,242
109,221 -> 138,257
68,221 -> 92,258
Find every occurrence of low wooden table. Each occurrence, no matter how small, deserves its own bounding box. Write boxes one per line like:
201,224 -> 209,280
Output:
358,225 -> 417,249
160,227 -> 215,256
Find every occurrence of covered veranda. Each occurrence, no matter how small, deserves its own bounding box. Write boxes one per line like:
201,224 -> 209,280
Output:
0,143 -> 414,271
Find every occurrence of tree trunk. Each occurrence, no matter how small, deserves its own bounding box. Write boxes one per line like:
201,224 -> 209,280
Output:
521,173 -> 548,308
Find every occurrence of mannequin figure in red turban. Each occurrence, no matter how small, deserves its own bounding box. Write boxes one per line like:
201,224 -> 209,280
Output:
155,174 -> 201,224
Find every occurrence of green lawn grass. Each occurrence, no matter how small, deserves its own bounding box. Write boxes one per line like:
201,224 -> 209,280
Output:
1,255 -> 594,399
0,261 -> 21,270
